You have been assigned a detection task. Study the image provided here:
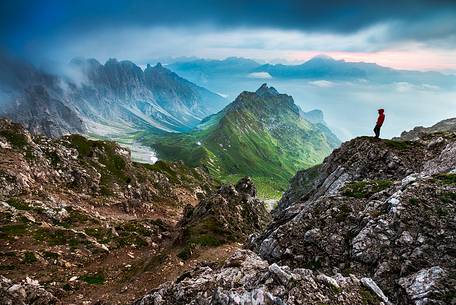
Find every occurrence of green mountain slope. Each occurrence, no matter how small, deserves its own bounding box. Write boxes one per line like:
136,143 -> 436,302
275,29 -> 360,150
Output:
142,84 -> 340,198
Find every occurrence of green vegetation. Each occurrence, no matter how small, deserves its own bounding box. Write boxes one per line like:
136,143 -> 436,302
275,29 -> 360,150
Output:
435,173 -> 456,185
178,217 -> 226,260
23,251 -> 37,264
383,139 -> 415,150
142,89 -> 339,198
177,244 -> 196,260
53,207 -> 92,228
0,223 -> 28,239
66,135 -> 131,195
7,197 -> 31,210
303,258 -> 322,270
80,273 -> 105,285
439,192 -> 456,204
43,251 -> 59,260
342,179 -> 393,198
46,151 -> 61,167
83,220 -> 162,249
33,227 -> 84,248
0,129 -> 28,149
336,203 -> 352,221
360,287 -> 381,305
0,264 -> 16,271
409,198 -> 419,205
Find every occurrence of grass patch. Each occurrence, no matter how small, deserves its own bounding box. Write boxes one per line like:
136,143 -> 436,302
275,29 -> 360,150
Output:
178,217 -> 226,260
66,135 -> 131,194
7,197 -> 31,210
23,251 -> 37,264
383,139 -> 414,150
409,198 -> 419,205
43,251 -> 59,260
67,134 -> 93,157
304,258 -> 322,270
336,203 -> 352,221
0,251 -> 16,257
177,244 -> 195,261
0,130 -> 28,149
439,192 -> 456,204
360,287 -> 381,305
62,283 -> 72,291
435,173 -> 456,185
190,234 -> 222,247
80,273 -> 105,285
54,207 -> 91,228
33,228 -> 83,248
342,179 -> 393,198
46,151 -> 61,167
0,264 -> 16,270
0,223 -> 27,238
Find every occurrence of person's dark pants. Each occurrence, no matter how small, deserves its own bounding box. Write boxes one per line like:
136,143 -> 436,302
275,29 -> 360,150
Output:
374,124 -> 381,138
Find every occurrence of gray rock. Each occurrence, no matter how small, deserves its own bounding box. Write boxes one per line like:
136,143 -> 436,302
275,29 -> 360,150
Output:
361,277 -> 391,304
398,266 -> 447,304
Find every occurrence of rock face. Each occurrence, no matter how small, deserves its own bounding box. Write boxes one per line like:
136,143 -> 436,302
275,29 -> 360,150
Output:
133,250 -> 386,305
0,276 -> 57,305
0,52 -> 227,138
251,134 -> 456,304
177,177 -> 271,252
397,117 -> 456,141
69,58 -> 227,133
135,131 -> 456,305
0,52 -> 86,137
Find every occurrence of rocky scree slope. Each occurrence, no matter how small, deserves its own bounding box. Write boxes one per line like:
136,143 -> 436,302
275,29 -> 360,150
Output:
396,117 -> 456,141
0,118 -> 217,304
251,134 -> 456,304
176,177 -> 271,260
134,132 -> 455,305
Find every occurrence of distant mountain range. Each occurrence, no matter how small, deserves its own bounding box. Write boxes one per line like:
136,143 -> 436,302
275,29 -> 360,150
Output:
168,55 -> 456,99
0,52 -> 227,138
0,54 -> 341,196
143,84 -> 340,198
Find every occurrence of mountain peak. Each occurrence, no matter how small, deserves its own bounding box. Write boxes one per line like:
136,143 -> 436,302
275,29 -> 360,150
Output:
309,54 -> 336,61
255,83 -> 279,97
311,54 -> 335,60
304,54 -> 342,66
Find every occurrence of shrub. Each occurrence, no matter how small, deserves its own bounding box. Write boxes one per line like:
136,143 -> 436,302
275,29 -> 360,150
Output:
342,179 -> 393,198
80,273 -> 105,285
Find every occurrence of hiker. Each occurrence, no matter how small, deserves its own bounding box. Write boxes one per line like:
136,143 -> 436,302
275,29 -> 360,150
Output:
374,109 -> 385,138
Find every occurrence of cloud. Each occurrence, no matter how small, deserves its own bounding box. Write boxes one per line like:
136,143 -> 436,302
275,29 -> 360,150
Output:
394,82 -> 440,93
248,72 -> 272,79
2,0 -> 456,63
1,1 -> 456,72
2,0 -> 456,44
309,80 -> 335,88
25,24 -> 456,71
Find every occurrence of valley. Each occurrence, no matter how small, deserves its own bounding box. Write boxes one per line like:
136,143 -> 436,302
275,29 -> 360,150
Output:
142,84 -> 339,198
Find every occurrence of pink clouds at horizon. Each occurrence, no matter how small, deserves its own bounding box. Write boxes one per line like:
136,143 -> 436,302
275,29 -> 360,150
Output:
287,50 -> 456,72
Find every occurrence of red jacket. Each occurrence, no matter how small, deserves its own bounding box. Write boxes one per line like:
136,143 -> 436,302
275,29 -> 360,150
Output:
377,109 -> 385,126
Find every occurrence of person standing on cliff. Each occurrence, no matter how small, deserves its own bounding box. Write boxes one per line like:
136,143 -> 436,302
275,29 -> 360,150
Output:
374,109 -> 385,138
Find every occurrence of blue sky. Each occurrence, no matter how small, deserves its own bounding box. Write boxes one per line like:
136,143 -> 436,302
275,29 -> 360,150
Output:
1,0 -> 456,71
